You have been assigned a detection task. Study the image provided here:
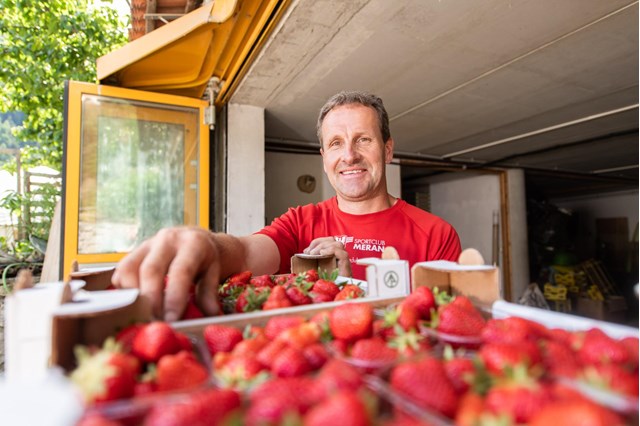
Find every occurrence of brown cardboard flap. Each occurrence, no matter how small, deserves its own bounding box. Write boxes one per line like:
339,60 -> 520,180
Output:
411,260 -> 501,307
290,254 -> 337,274
69,267 -> 115,291
51,294 -> 152,371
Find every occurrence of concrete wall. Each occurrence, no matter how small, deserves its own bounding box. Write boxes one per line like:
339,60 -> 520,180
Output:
226,103 -> 265,235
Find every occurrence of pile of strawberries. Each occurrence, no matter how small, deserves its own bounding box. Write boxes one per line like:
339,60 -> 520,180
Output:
218,269 -> 365,314
70,285 -> 639,426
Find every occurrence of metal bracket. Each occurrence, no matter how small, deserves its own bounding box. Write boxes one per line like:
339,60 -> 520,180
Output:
204,77 -> 222,130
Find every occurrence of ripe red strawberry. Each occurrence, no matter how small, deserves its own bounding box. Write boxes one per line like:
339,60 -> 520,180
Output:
227,271 -> 252,285
302,343 -> 330,369
144,387 -> 241,426
273,273 -> 296,286
256,339 -> 288,369
271,346 -> 313,377
115,323 -> 144,352
310,291 -> 334,303
303,390 -> 370,426
263,285 -> 294,310
330,303 -> 374,343
444,356 -> 476,394
577,328 -> 631,367
334,284 -> 365,301
231,335 -> 269,357
175,331 -> 193,351
485,380 -> 553,423
390,356 -> 458,418
384,302 -> 419,332
132,321 -> 182,363
621,336 -> 639,369
286,284 -> 313,305
479,341 -> 541,375
203,324 -> 243,355
349,337 -> 398,370
316,358 -> 364,395
250,274 -> 274,287
156,350 -> 209,392
454,391 -> 487,426
528,397 -> 625,426
182,295 -> 205,320
540,339 -> 581,378
587,363 -> 639,397
312,279 -> 340,299
216,353 -> 265,384
235,286 -> 270,313
304,269 -> 319,282
70,341 -> 140,404
277,322 -> 321,350
433,302 -> 485,338
246,377 -> 319,425
403,286 -> 436,320
264,315 -> 306,340
481,316 -> 548,345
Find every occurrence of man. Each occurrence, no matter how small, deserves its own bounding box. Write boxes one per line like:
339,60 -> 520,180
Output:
112,91 -> 461,321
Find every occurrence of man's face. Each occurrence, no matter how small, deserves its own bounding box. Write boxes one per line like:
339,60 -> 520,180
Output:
320,104 -> 393,202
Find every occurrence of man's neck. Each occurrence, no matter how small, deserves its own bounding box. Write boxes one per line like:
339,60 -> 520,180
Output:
336,193 -> 396,215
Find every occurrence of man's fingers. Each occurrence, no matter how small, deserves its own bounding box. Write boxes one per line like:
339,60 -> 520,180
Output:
112,240 -> 151,289
195,265 -> 222,317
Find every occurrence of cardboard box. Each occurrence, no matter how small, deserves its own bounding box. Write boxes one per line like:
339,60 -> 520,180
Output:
411,260 -> 501,307
290,254 -> 337,274
356,258 -> 410,298
575,296 -> 628,324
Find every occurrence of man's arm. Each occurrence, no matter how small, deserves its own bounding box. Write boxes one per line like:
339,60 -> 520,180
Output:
112,227 -> 280,321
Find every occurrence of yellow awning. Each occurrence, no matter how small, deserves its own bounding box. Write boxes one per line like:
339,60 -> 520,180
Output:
97,0 -> 289,104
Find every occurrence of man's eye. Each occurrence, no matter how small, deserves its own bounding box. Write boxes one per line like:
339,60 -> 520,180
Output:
329,140 -> 341,148
358,137 -> 371,143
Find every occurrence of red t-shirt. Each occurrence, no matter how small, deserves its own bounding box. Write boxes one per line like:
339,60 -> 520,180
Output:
256,197 -> 461,280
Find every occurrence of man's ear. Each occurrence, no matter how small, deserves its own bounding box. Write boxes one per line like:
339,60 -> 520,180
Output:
384,137 -> 394,164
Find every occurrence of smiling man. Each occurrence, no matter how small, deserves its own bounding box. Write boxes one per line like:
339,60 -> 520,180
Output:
112,91 -> 461,321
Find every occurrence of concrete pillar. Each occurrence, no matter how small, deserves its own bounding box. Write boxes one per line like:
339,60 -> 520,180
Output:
226,103 -> 265,235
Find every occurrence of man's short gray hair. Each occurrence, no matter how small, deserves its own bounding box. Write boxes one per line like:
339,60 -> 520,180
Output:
316,91 -> 391,147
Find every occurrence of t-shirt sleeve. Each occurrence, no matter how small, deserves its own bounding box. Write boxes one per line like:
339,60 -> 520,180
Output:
255,208 -> 300,274
433,224 -> 462,261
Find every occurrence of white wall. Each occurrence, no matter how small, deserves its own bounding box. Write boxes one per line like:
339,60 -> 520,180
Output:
226,103 -> 265,235
426,170 -> 530,301
266,152 -> 325,223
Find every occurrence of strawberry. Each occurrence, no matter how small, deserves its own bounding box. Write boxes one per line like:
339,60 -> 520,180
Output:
311,291 -> 334,303
433,301 -> 485,338
262,285 -> 294,310
479,341 -> 541,375
273,273 -> 296,286
256,339 -> 288,369
235,286 -> 270,313
585,363 -> 639,397
303,390 -> 370,426
131,321 -> 182,363
250,274 -> 274,288
231,335 -> 269,357
390,356 -> 458,418
277,322 -> 321,350
403,286 -> 436,320
312,279 -> 340,299
484,378 -> 553,423
577,328 -> 631,367
454,392 -> 487,426
304,269 -> 320,282
384,302 -> 419,332
227,270 -> 252,285
316,358 -> 364,395
264,315 -> 306,340
286,284 -> 313,305
271,346 -> 313,377
156,350 -> 209,392
329,303 -> 374,343
144,387 -> 241,426
621,336 -> 639,369
215,353 -> 265,385
303,343 -> 330,369
334,284 -> 364,301
175,331 -> 193,351
246,377 -> 319,425
349,337 -> 398,371
202,324 -> 243,356
70,340 -> 140,404
540,339 -> 581,378
444,356 -> 476,394
114,323 -> 144,352
528,397 -> 625,426
481,316 -> 548,345
182,294 -> 205,320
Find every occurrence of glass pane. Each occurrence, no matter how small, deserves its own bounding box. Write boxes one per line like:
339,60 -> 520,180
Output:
78,95 -> 199,254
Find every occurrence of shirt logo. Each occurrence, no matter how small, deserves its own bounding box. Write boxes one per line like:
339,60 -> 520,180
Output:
334,235 -> 354,247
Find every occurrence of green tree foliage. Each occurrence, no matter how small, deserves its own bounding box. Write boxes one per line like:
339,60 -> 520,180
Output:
0,0 -> 128,171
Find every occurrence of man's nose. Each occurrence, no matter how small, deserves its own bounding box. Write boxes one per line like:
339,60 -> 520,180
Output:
342,141 -> 359,162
